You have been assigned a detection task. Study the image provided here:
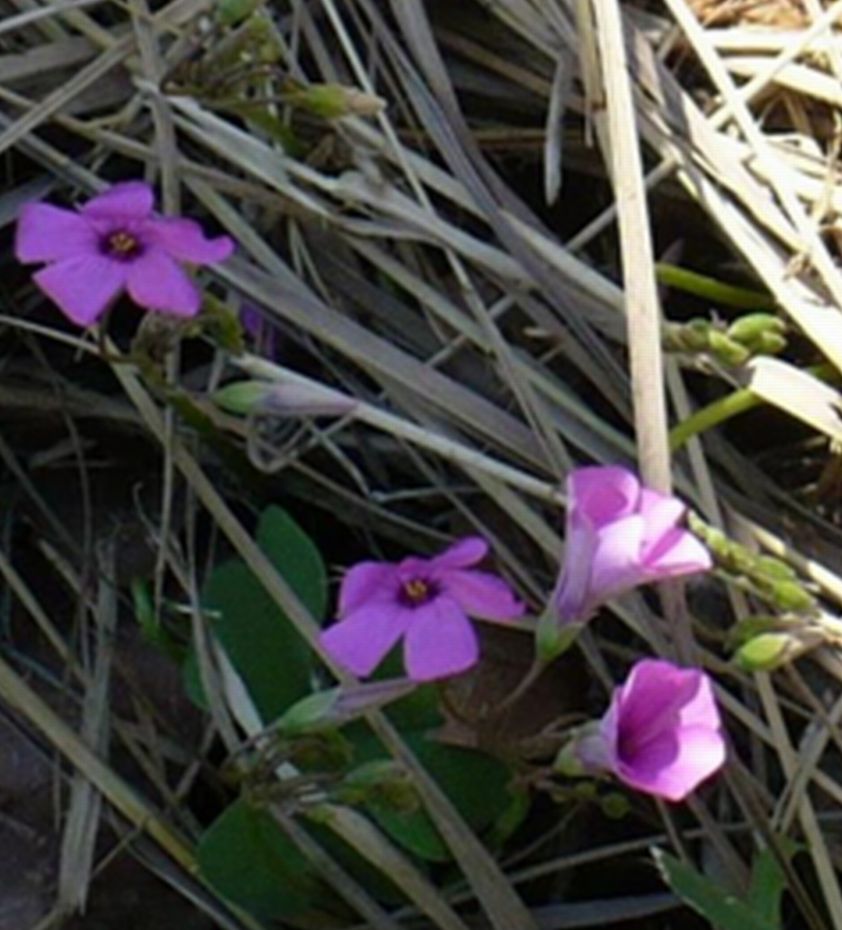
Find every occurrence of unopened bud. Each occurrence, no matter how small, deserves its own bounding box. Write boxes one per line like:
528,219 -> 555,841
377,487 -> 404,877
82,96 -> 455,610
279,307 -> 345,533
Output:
213,380 -> 271,415
283,81 -> 385,118
735,630 -> 823,671
277,679 -> 416,735
343,761 -> 417,812
213,380 -> 357,418
707,331 -> 750,366
726,313 -> 786,350
535,609 -> 580,663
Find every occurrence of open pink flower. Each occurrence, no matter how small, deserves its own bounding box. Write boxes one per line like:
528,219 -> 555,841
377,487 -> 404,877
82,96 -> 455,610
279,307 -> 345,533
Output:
574,659 -> 726,802
319,537 -> 524,682
15,181 -> 234,326
555,466 -> 712,624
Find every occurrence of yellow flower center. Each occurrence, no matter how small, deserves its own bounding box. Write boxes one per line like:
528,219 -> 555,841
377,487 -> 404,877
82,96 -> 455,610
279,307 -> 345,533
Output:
106,230 -> 141,259
402,579 -> 432,605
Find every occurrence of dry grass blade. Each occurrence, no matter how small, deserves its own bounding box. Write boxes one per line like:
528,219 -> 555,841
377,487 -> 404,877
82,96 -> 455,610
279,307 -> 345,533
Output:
743,357 -> 842,443
56,544 -> 118,915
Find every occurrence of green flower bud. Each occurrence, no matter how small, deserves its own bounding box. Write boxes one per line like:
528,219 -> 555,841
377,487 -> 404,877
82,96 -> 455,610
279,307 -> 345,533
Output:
726,313 -> 786,346
213,380 -> 271,415
276,689 -> 341,736
282,81 -> 385,119
554,739 -> 587,778
601,792 -> 631,819
734,628 -> 823,671
217,0 -> 263,26
764,579 -> 816,613
535,610 -> 581,663
708,331 -> 750,366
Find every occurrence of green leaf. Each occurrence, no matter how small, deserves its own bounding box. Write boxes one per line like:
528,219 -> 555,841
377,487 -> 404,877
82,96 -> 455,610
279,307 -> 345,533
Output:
256,505 -> 328,620
200,506 -> 327,723
198,798 -> 331,923
746,840 -> 799,925
653,848 -> 779,930
351,730 -> 515,862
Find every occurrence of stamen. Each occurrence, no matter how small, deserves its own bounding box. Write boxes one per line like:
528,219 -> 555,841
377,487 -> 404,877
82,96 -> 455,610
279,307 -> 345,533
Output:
400,578 -> 438,606
103,230 -> 142,260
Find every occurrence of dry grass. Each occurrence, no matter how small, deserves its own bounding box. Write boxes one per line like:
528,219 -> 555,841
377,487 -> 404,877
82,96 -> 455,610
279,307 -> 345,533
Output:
3,0 -> 842,927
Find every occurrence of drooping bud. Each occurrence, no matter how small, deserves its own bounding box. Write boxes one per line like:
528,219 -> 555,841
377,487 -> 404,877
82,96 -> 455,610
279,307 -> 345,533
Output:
213,380 -> 358,418
734,629 -> 823,671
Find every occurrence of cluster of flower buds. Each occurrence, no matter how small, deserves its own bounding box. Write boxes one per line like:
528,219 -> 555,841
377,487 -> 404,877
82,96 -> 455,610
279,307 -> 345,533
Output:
663,313 -> 787,366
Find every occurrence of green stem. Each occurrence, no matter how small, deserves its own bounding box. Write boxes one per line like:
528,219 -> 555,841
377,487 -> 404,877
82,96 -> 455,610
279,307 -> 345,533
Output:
655,263 -> 775,310
670,389 -> 760,452
671,362 -> 838,451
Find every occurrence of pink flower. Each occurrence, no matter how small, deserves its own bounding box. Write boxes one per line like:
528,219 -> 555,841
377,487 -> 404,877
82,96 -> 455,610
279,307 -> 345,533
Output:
319,537 -> 525,682
574,659 -> 726,802
15,181 -> 234,326
555,466 -> 712,624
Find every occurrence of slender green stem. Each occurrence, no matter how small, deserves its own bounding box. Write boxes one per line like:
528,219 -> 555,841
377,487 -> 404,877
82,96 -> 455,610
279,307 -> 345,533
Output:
671,363 -> 837,452
670,389 -> 760,452
656,263 -> 775,310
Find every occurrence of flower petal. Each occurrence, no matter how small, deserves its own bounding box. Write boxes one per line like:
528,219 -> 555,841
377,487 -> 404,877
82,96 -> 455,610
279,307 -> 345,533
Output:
338,562 -> 399,615
677,669 -> 721,731
639,490 -> 685,552
644,527 -> 713,577
616,725 -> 726,802
568,465 -> 641,529
615,660 -> 704,751
144,216 -> 234,264
16,203 -> 96,263
126,249 -> 201,316
431,536 -> 488,570
555,509 -> 599,623
403,596 -> 478,681
441,568 -> 524,619
587,514 -> 649,603
33,255 -> 126,326
320,602 -> 408,677
81,181 -> 154,219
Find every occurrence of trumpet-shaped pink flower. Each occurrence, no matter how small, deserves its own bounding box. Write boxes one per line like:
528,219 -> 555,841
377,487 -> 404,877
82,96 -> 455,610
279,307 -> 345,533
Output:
15,181 -> 234,326
575,659 -> 726,802
320,537 -> 524,682
555,466 -> 712,624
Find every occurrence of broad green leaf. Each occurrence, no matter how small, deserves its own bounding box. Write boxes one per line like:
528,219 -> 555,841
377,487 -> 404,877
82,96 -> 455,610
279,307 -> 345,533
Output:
653,848 -> 779,930
350,729 -> 514,862
256,505 -> 327,620
198,799 -> 331,923
200,506 -> 326,722
746,840 -> 799,925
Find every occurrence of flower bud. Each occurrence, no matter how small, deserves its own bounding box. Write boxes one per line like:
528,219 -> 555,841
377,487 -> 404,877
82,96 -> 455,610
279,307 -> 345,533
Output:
707,331 -> 750,366
734,629 -> 823,671
536,609 -> 580,662
726,313 -> 786,351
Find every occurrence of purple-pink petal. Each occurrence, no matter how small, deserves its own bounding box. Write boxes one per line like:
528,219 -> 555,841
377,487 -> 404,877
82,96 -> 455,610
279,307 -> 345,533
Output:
614,662 -> 702,751
639,490 -> 686,550
441,568 -> 524,619
320,602 -> 408,677
125,249 -> 201,316
605,660 -> 725,802
338,562 -> 398,615
145,216 -> 234,264
403,596 -> 478,681
616,725 -> 726,802
555,510 -> 600,622
643,527 -> 713,577
431,536 -> 488,570
15,203 -> 96,263
587,514 -> 649,602
81,181 -> 154,219
569,465 -> 641,529
33,255 -> 126,326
